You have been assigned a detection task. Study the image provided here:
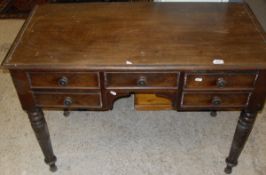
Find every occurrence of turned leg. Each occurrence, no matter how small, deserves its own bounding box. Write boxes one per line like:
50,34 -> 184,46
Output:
210,111 -> 217,117
63,109 -> 70,117
27,108 -> 57,172
224,110 -> 257,174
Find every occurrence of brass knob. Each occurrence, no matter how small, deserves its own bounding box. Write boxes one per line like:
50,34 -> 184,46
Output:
58,76 -> 68,86
212,96 -> 222,106
137,76 -> 147,86
64,97 -> 73,106
216,77 -> 226,88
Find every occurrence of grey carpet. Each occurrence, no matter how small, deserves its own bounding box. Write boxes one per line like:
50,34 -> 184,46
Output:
246,0 -> 266,31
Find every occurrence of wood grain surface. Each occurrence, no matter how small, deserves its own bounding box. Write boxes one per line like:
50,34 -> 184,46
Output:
2,3 -> 266,70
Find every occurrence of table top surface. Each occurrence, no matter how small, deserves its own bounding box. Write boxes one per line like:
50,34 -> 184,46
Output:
2,2 -> 266,70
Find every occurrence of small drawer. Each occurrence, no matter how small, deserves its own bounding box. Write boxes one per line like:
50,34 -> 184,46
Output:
34,92 -> 102,108
105,72 -> 179,89
184,72 -> 257,90
29,72 -> 100,89
181,92 -> 250,108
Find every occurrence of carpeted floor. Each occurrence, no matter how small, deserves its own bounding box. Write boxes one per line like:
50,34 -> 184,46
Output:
246,0 -> 266,31
1,3 -> 266,175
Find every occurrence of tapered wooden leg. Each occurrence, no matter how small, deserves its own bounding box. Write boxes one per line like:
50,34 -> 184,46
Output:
63,109 -> 70,117
225,110 -> 257,174
27,108 -> 57,172
210,111 -> 217,117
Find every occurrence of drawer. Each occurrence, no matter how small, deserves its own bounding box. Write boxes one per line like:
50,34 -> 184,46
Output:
184,72 -> 257,90
29,72 -> 100,89
105,72 -> 179,89
181,92 -> 250,108
34,92 -> 102,108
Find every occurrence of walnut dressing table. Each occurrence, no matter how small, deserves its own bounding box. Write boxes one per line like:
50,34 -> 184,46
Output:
2,2 -> 266,174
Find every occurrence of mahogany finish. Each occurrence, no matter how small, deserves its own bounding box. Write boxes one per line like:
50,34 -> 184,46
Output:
34,92 -> 102,108
181,92 -> 250,109
2,2 -> 266,174
3,3 -> 266,70
27,108 -> 57,172
105,72 -> 179,89
184,72 -> 257,91
29,72 -> 100,89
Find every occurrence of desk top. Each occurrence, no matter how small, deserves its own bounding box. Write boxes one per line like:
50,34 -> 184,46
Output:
2,2 -> 266,70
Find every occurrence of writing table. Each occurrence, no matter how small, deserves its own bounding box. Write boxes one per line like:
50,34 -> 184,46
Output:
2,2 -> 266,174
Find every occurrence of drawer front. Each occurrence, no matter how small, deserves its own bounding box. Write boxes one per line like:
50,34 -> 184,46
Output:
184,72 -> 257,90
181,92 -> 250,108
29,72 -> 100,89
34,92 -> 102,108
105,72 -> 179,89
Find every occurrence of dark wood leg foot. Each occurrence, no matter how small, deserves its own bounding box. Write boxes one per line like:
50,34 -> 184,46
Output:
63,109 -> 70,117
225,110 -> 257,174
45,156 -> 57,172
210,111 -> 217,117
224,165 -> 232,174
224,157 -> 237,174
50,164 -> 58,172
27,108 -> 57,172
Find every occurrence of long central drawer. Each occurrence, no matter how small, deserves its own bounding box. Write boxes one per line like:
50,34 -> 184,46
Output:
105,72 -> 179,89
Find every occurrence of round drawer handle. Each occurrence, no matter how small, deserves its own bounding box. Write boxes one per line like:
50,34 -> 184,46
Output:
216,77 -> 226,88
137,76 -> 147,86
58,76 -> 68,86
212,96 -> 222,106
64,97 -> 73,106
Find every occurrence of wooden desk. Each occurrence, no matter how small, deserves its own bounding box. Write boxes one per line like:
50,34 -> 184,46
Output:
2,2 -> 266,174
